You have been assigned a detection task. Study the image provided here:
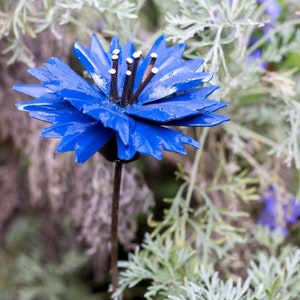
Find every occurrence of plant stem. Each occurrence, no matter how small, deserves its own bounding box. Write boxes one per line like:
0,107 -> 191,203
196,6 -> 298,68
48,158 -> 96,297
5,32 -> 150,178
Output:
180,128 -> 209,241
111,160 -> 123,293
185,128 -> 209,209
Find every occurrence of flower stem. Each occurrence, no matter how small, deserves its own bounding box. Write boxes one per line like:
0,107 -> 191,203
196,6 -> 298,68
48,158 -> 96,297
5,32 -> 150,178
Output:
111,160 -> 123,293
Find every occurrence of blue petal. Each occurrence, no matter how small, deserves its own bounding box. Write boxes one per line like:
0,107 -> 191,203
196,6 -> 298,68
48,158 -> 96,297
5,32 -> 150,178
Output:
73,42 -> 110,95
166,112 -> 230,127
27,67 -> 52,81
60,90 -> 108,110
163,85 -> 219,101
16,95 -> 61,108
72,125 -> 113,163
29,107 -> 91,124
205,102 -> 228,112
138,60 -> 206,98
13,84 -> 53,98
89,33 -> 111,69
16,93 -> 63,111
155,59 -> 205,81
142,85 -> 219,105
139,71 -> 212,103
130,122 -> 163,159
116,40 -> 135,94
157,43 -> 186,71
87,107 -> 134,145
109,36 -> 121,53
116,137 -> 137,160
16,59 -> 99,100
119,40 -> 135,59
64,96 -> 134,145
126,98 -> 223,122
42,121 -> 114,163
16,96 -> 97,125
46,123 -> 113,163
116,121 -> 200,160
134,35 -> 168,89
40,119 -> 94,138
15,94 -> 61,112
57,89 -> 107,106
42,57 -> 102,98
159,127 -> 200,153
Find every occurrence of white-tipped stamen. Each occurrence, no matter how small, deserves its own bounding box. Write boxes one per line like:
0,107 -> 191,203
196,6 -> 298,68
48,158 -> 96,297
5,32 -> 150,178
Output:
130,67 -> 158,104
110,54 -> 119,101
109,68 -> 118,101
132,52 -> 141,74
125,57 -> 135,100
126,57 -> 133,64
112,49 -> 120,55
142,52 -> 158,83
126,58 -> 133,70
112,54 -> 119,71
127,52 -> 142,100
133,51 -> 142,59
121,70 -> 132,106
150,52 -> 158,59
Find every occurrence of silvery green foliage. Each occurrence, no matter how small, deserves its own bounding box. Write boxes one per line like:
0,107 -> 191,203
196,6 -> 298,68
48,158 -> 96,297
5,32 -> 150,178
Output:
165,0 -> 259,74
117,232 -> 300,299
0,0 -> 140,66
247,249 -> 300,299
166,0 -> 300,171
168,268 -> 251,300
168,249 -> 300,300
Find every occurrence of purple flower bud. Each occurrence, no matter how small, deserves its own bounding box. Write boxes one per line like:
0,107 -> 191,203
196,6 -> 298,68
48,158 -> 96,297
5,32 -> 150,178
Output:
257,185 -> 300,236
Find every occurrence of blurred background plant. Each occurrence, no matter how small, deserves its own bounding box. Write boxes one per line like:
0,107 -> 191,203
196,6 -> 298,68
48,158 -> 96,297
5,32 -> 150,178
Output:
1,0 -> 300,299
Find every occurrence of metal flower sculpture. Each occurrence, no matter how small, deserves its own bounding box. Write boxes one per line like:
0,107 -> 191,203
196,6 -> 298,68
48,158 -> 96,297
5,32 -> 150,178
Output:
14,34 -> 228,163
13,34 -> 229,294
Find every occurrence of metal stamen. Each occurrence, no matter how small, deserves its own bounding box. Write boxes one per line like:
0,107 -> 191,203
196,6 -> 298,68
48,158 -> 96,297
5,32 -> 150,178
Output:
142,52 -> 158,83
112,54 -> 119,72
127,52 -> 141,100
126,58 -> 133,71
110,54 -> 120,102
125,57 -> 135,100
121,70 -> 132,106
132,52 -> 141,76
130,67 -> 158,104
109,68 -> 118,101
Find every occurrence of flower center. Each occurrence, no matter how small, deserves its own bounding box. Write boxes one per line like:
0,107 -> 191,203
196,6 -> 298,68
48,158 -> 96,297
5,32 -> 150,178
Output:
109,50 -> 158,106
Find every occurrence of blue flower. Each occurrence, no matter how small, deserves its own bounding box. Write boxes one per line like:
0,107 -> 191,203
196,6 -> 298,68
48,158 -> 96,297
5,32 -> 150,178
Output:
258,0 -> 281,21
257,185 -> 300,236
13,34 -> 229,163
246,37 -> 268,69
246,0 -> 281,67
